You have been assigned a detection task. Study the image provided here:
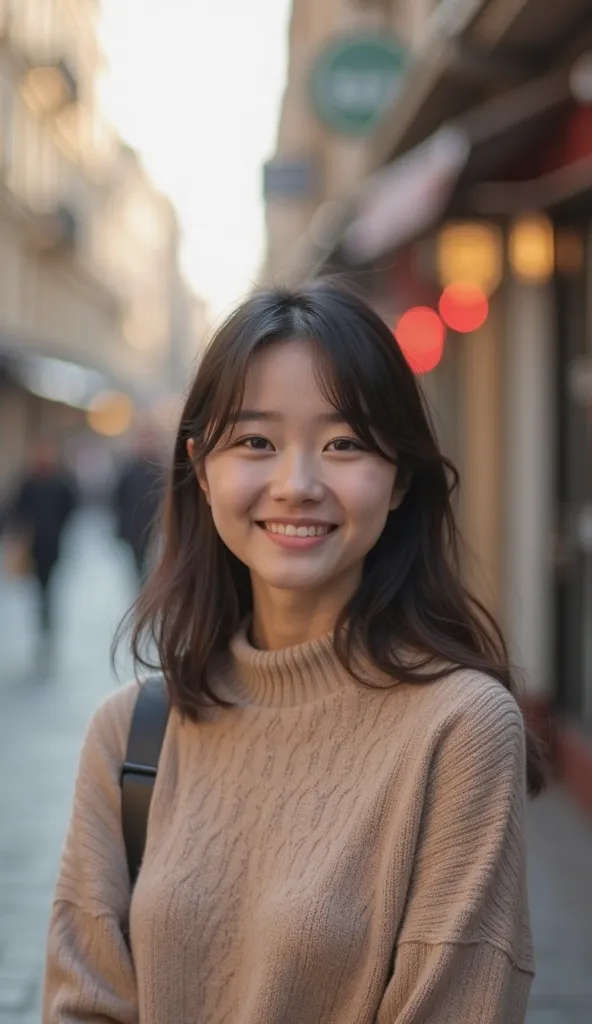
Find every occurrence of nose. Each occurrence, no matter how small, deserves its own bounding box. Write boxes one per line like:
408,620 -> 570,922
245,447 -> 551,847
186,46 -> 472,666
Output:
267,450 -> 324,505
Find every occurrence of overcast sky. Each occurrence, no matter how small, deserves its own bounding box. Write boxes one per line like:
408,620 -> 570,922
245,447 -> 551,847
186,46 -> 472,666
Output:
99,0 -> 292,320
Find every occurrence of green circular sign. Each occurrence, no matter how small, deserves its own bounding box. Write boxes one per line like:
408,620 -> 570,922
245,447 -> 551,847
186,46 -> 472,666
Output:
310,35 -> 407,137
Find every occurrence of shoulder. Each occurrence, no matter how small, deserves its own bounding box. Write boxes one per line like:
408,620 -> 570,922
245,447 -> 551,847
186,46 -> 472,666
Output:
429,667 -> 523,727
81,679 -> 141,771
381,667 -> 525,775
436,667 -> 518,733
417,669 -> 526,777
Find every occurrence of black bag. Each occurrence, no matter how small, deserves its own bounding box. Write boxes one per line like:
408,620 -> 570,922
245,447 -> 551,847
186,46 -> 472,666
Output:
120,674 -> 170,886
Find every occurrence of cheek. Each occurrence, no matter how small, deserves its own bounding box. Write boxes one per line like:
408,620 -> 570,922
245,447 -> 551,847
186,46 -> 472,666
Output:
205,460 -> 263,519
338,466 -> 396,522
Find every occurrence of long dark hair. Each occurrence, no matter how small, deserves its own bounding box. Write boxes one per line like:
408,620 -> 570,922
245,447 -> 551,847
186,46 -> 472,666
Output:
118,280 -> 545,795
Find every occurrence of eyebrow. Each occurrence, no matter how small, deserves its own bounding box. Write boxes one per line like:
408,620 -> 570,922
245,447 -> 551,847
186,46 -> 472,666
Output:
234,410 -> 347,424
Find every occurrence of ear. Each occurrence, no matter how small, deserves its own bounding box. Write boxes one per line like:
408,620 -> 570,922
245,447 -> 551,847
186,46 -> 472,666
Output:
186,438 -> 210,505
389,468 -> 410,512
389,489 -> 404,512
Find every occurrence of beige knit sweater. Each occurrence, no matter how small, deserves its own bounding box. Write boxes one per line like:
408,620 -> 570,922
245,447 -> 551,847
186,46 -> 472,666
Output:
43,627 -> 534,1023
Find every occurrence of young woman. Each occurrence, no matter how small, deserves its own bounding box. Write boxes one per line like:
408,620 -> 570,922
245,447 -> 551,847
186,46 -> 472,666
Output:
44,282 -> 544,1023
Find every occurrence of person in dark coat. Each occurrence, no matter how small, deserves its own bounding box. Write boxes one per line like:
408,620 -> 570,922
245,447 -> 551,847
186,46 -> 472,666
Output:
112,428 -> 165,583
9,438 -> 78,646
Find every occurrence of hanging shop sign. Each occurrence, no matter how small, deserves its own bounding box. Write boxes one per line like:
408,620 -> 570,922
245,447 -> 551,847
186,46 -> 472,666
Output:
344,126 -> 470,262
310,34 -> 407,137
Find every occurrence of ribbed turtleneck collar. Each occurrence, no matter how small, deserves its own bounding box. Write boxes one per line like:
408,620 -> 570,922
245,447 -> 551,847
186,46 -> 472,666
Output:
228,622 -> 354,708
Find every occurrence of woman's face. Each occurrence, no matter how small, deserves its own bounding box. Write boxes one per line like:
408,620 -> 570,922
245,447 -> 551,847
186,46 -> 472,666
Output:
193,339 -> 401,603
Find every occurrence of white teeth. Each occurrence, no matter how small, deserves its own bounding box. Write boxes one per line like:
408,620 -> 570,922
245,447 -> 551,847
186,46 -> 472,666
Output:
264,523 -> 332,537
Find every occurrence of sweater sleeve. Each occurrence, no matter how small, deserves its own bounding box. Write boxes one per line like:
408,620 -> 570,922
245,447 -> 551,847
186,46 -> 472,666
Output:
377,680 -> 535,1024
43,683 -> 140,1023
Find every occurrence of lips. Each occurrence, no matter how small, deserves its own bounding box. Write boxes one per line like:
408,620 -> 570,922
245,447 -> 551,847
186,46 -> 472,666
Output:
257,522 -> 337,537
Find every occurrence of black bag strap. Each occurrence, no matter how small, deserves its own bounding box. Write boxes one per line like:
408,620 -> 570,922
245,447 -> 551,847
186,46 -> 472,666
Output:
121,674 -> 170,887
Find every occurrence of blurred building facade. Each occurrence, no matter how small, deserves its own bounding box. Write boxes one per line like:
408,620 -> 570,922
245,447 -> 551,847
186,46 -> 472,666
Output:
262,0 -> 433,283
0,0 -> 201,493
264,0 -> 592,809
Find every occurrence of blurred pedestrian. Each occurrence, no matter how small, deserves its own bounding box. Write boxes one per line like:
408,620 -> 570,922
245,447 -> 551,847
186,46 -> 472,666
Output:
45,283 -> 544,1022
112,425 -> 165,584
5,437 -> 78,662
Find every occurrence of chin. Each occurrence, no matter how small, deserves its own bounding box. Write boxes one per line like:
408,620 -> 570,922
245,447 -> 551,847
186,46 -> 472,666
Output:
256,567 -> 333,593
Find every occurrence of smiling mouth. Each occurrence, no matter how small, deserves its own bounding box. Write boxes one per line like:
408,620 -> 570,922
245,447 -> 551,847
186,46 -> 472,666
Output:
257,522 -> 337,538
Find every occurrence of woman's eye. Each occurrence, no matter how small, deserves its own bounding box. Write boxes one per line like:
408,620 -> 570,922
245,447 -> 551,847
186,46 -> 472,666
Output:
325,438 -> 365,453
238,436 -> 273,451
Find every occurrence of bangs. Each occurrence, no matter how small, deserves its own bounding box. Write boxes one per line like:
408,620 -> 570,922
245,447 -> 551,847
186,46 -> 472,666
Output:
186,284 -> 416,465
192,335 -> 258,455
309,340 -> 396,462
198,333 -> 398,462
202,370 -> 249,454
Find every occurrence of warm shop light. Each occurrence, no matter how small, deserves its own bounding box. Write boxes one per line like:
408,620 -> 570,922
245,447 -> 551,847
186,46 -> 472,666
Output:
394,307 -> 445,374
437,222 -> 503,296
87,390 -> 134,437
438,282 -> 489,333
509,214 -> 554,283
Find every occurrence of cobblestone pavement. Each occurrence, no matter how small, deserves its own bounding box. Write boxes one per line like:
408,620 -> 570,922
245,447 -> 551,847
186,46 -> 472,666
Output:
0,510 -> 591,1022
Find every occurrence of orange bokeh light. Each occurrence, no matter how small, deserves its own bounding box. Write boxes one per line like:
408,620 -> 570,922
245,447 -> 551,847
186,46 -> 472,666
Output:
394,307 -> 445,374
438,282 -> 489,333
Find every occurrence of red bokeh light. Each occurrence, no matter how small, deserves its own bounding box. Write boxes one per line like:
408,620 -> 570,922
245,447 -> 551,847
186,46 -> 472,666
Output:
438,282 -> 489,333
394,307 -> 445,374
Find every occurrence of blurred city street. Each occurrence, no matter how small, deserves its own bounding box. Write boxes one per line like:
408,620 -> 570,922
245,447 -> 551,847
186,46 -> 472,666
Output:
1,0 -> 591,1020
0,508 -> 135,1023
0,509 -> 589,1022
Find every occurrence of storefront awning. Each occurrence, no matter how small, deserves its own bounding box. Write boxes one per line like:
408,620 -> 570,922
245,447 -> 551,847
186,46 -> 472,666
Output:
467,102 -> 592,215
0,331 -> 160,409
340,69 -> 573,265
368,0 -> 590,171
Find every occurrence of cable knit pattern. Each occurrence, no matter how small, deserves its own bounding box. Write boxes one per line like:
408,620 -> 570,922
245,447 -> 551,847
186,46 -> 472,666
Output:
43,627 -> 534,1023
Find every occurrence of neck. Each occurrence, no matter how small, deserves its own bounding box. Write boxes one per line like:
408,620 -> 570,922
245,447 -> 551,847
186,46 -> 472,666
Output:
228,621 -> 351,707
250,569 -> 361,650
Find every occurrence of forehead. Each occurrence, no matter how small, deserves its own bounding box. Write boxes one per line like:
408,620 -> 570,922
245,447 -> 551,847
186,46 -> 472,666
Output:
242,338 -> 327,407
